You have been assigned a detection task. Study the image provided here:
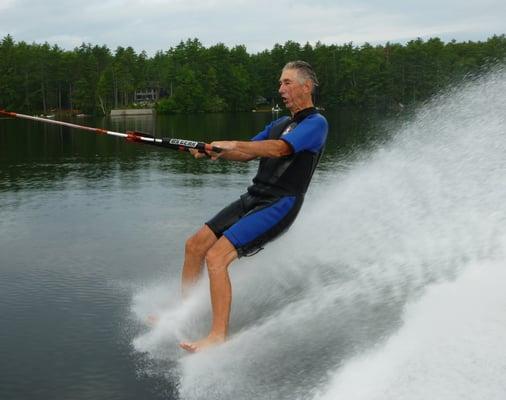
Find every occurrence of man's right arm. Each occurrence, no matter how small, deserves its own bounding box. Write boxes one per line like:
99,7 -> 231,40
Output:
189,118 -> 282,162
189,148 -> 256,162
214,149 -> 257,162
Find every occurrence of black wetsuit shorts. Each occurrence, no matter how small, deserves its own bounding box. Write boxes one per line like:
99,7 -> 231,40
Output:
206,192 -> 304,257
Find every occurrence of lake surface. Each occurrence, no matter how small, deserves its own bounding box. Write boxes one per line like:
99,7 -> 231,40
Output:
0,109 -> 380,400
1,72 -> 506,400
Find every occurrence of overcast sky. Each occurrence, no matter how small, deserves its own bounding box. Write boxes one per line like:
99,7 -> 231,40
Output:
1,0 -> 505,55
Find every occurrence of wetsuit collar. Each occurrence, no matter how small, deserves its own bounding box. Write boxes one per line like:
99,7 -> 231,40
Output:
291,107 -> 317,123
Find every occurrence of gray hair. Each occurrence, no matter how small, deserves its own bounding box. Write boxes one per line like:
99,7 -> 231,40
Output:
283,60 -> 319,87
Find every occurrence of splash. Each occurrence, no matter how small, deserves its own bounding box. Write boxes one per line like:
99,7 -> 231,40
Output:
131,66 -> 506,399
312,258 -> 506,400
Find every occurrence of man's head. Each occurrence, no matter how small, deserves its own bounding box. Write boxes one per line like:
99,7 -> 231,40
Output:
279,61 -> 318,114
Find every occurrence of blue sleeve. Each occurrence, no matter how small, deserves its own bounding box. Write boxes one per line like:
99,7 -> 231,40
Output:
281,115 -> 328,153
251,116 -> 290,142
251,126 -> 270,141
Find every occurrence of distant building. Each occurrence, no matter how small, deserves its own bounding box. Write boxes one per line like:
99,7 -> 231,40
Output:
255,95 -> 268,105
134,88 -> 159,103
134,82 -> 161,104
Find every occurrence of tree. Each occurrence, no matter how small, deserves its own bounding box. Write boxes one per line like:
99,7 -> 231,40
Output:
2,34 -> 505,114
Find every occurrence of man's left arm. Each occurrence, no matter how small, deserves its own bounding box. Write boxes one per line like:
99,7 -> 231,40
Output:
209,116 -> 327,161
209,139 -> 292,160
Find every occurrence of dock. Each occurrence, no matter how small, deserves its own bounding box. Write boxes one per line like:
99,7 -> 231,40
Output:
110,109 -> 154,117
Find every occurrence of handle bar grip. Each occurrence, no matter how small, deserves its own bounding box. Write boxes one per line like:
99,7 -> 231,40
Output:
160,138 -> 222,153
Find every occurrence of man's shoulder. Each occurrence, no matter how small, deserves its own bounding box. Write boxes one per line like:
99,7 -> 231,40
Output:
308,112 -> 327,122
302,112 -> 328,131
274,115 -> 291,124
266,115 -> 291,131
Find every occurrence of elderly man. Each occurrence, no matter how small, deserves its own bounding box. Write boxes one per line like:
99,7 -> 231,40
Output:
180,61 -> 328,352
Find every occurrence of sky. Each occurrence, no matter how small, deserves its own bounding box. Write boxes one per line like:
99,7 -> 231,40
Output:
1,0 -> 505,55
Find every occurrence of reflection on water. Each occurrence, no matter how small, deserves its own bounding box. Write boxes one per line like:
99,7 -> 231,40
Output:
0,109 -> 385,191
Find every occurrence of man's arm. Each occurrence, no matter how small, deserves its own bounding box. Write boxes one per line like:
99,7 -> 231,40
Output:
189,147 -> 257,162
209,139 -> 292,161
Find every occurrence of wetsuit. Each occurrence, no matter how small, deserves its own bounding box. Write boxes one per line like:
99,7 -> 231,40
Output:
206,107 -> 328,257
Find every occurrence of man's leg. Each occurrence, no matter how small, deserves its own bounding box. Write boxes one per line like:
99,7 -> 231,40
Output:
181,225 -> 218,298
180,236 -> 238,352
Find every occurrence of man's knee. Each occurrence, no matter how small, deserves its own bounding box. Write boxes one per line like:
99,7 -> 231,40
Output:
205,249 -> 227,274
205,239 -> 237,274
185,234 -> 201,256
185,226 -> 216,257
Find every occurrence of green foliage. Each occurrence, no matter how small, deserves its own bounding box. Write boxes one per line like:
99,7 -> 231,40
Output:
1,35 -> 505,114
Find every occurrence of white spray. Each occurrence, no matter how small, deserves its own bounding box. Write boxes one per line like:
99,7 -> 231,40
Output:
131,66 -> 506,400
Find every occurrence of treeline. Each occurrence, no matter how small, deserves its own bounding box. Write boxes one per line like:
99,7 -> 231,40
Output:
1,34 -> 505,114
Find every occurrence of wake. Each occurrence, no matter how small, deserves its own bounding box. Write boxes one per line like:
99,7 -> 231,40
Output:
130,66 -> 506,400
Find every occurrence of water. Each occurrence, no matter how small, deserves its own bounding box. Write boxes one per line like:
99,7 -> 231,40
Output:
1,67 -> 506,399
0,109 -> 371,399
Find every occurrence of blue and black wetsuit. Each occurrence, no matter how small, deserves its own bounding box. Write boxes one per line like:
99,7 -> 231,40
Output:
206,107 -> 328,257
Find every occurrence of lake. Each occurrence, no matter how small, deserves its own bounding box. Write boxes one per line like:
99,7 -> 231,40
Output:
1,74 -> 506,400
0,109 -> 381,400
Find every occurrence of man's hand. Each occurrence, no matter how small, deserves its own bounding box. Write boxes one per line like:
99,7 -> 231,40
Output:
189,141 -> 231,160
189,148 -> 208,159
209,141 -> 236,160
190,139 -> 286,162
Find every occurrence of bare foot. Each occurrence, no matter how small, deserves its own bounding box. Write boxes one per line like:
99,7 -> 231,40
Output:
179,335 -> 225,353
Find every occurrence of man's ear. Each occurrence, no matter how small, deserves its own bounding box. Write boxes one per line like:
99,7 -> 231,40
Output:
304,81 -> 313,94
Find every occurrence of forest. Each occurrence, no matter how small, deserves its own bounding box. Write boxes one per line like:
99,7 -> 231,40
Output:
0,34 -> 505,114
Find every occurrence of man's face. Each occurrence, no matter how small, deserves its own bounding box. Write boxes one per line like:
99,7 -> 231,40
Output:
278,68 -> 311,112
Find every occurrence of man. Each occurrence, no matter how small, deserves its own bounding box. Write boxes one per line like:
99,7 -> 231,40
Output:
179,61 -> 328,352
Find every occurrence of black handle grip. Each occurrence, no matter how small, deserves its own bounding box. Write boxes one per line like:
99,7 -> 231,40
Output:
159,138 -> 222,153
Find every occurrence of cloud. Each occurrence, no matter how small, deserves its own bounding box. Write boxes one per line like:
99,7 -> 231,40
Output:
0,0 -> 504,54
0,0 -> 16,12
